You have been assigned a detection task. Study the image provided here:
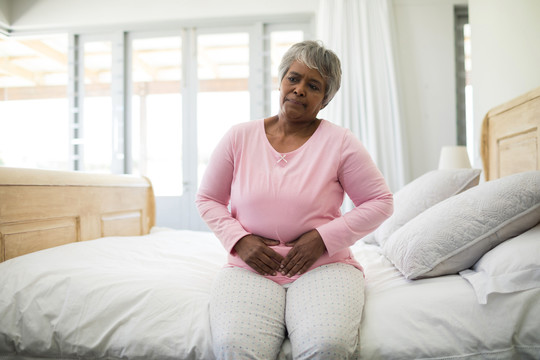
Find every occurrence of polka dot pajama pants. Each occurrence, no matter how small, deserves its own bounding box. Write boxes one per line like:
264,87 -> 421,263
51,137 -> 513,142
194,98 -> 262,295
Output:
209,263 -> 365,360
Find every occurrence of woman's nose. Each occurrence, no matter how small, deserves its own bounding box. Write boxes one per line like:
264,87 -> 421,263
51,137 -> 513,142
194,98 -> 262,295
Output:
293,83 -> 306,96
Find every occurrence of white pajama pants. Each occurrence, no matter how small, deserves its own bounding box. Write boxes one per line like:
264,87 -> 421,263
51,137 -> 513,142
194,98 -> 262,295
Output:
209,263 -> 365,360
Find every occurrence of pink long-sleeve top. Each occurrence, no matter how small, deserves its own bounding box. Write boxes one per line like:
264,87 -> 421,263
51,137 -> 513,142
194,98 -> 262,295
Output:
196,119 -> 393,285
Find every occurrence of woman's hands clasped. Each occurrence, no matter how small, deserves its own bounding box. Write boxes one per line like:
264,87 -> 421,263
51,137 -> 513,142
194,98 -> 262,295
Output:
281,229 -> 326,277
233,235 -> 284,276
234,230 -> 327,278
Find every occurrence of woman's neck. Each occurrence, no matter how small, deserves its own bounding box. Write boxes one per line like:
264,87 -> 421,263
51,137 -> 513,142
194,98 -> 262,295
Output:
264,115 -> 321,153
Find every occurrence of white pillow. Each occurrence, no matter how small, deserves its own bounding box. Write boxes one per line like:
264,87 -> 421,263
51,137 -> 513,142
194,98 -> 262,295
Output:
460,223 -> 540,304
383,171 -> 540,280
362,169 -> 481,245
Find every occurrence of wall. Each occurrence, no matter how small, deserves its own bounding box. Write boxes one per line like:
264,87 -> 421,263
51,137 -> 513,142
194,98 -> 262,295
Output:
393,0 -> 467,180
389,0 -> 540,180
0,0 -> 9,31
469,0 -> 540,169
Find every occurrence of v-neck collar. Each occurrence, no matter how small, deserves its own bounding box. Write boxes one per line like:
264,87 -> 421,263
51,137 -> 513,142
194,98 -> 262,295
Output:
261,118 -> 326,156
260,119 -> 326,167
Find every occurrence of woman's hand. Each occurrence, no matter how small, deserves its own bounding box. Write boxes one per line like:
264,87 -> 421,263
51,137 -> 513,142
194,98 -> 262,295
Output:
281,229 -> 326,277
233,235 -> 284,276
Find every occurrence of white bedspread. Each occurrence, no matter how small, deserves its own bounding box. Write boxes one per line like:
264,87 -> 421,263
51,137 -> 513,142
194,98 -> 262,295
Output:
1,229 -> 539,359
352,241 -> 540,359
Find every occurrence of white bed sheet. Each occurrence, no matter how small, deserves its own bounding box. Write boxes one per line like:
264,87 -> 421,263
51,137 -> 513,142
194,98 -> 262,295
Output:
0,230 -> 222,360
1,229 -> 539,359
351,241 -> 540,359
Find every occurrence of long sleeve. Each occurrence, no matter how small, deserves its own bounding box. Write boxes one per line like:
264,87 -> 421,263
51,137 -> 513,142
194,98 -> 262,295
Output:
195,128 -> 250,254
316,131 -> 394,257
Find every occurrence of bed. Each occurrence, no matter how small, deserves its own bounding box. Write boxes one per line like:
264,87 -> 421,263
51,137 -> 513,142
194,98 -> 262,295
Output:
1,87 -> 540,360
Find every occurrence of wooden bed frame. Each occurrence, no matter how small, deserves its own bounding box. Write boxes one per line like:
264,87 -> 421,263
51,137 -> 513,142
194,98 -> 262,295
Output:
0,167 -> 155,262
481,86 -> 540,180
1,86 -> 539,262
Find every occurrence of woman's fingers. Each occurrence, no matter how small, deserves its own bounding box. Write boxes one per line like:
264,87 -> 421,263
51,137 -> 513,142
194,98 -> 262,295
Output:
249,251 -> 282,276
233,235 -> 284,275
250,250 -> 283,275
281,250 -> 310,277
281,230 -> 326,277
281,248 -> 312,277
262,238 -> 280,247
233,231 -> 327,277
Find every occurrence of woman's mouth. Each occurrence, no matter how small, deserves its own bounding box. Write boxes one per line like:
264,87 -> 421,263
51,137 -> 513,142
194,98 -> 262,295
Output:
286,98 -> 305,107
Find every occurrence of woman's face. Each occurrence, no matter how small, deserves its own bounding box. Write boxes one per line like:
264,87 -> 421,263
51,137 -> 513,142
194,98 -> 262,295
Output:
279,60 -> 327,123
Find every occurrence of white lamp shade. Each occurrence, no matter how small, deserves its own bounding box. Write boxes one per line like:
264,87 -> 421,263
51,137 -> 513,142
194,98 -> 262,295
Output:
438,146 -> 472,169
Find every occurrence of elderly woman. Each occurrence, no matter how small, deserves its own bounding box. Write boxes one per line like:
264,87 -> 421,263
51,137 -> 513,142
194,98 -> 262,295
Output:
196,40 -> 393,360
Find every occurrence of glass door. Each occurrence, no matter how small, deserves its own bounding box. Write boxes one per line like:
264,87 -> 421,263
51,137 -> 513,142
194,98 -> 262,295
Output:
131,35 -> 183,196
196,31 -> 251,184
129,32 -> 187,228
79,35 -> 114,173
0,33 -> 70,170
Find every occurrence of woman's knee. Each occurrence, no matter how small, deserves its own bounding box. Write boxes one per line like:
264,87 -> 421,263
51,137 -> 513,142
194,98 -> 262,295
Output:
212,330 -> 264,360
210,268 -> 287,359
291,326 -> 358,359
312,336 -> 356,358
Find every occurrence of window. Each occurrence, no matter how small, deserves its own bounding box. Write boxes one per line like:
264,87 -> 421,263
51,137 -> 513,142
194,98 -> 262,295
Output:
81,39 -> 113,173
131,35 -> 183,196
197,31 -> 250,183
0,34 -> 69,169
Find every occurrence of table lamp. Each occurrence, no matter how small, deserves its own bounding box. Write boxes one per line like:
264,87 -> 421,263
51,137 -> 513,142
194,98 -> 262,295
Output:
438,145 -> 472,169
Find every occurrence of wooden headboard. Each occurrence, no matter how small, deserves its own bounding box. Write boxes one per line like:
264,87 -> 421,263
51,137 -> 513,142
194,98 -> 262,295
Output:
481,86 -> 540,181
0,167 -> 155,262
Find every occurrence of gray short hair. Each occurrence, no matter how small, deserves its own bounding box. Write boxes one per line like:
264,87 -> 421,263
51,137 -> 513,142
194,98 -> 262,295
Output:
278,40 -> 342,107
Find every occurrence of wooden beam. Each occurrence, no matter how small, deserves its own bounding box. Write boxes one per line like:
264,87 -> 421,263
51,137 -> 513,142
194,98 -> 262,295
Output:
0,85 -> 67,100
0,78 -> 263,101
199,78 -> 248,92
18,40 -> 68,66
0,58 -> 37,84
132,56 -> 158,79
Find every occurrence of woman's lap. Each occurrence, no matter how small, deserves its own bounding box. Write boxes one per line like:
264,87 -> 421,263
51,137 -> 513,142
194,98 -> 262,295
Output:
209,263 -> 364,360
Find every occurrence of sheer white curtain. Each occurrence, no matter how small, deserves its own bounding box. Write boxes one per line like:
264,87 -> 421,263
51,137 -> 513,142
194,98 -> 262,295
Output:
317,0 -> 407,192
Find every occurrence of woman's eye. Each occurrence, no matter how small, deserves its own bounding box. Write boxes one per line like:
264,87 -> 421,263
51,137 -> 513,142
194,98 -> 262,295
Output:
288,76 -> 297,82
310,84 -> 320,91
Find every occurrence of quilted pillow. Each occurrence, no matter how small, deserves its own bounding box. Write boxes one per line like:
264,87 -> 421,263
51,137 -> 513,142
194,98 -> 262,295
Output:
384,171 -> 540,280
460,223 -> 540,304
362,169 -> 481,245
